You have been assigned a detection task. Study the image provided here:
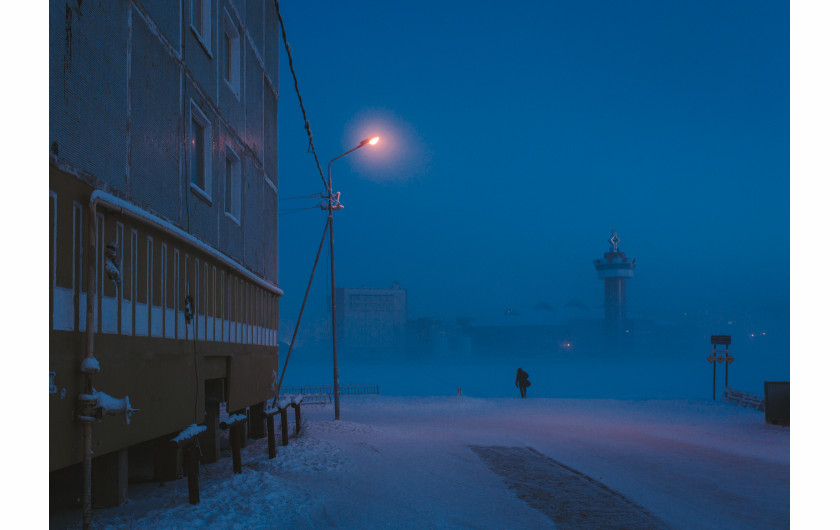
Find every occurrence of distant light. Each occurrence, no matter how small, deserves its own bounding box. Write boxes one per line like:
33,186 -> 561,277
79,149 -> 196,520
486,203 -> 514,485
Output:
761,331 -> 766,336
369,136 -> 380,145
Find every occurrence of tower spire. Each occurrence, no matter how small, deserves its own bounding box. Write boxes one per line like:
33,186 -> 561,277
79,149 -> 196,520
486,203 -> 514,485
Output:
609,228 -> 620,252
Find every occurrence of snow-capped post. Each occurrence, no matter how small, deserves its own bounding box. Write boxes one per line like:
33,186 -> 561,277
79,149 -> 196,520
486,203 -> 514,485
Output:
219,414 -> 248,474
277,396 -> 292,446
292,395 -> 303,433
262,395 -> 301,457
169,424 -> 207,505
262,404 -> 283,459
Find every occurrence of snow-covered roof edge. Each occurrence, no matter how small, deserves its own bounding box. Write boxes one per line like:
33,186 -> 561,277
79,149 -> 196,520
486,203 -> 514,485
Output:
90,190 -> 283,296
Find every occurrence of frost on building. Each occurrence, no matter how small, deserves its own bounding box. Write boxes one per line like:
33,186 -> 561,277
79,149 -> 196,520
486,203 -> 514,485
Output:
336,282 -> 407,356
49,0 -> 282,507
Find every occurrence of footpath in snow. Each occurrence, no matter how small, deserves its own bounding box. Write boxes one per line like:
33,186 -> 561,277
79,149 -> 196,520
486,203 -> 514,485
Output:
49,396 -> 789,529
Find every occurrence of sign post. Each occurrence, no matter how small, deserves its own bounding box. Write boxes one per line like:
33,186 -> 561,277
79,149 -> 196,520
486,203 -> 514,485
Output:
709,335 -> 732,400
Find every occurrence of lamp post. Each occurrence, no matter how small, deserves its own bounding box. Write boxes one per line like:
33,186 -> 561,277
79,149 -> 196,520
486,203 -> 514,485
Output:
326,136 -> 379,420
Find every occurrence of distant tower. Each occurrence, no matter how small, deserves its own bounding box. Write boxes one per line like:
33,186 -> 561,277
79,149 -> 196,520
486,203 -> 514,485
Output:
593,230 -> 636,334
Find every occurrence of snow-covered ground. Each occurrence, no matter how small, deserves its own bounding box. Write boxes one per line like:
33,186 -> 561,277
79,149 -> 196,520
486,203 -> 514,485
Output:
49,394 -> 788,529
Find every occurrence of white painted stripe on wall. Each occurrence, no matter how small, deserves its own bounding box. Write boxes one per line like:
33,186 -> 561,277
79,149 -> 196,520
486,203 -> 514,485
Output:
116,222 -> 125,334
136,302 -> 149,336
74,202 -> 83,331
122,300 -> 132,334
173,248 -> 180,340
50,191 -> 57,330
53,287 -> 75,331
102,296 -> 119,334
151,306 -> 163,337
166,307 -> 176,339
161,242 -> 167,338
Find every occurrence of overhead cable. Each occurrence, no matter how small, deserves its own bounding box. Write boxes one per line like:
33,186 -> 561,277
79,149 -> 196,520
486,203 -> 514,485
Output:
276,8 -> 328,191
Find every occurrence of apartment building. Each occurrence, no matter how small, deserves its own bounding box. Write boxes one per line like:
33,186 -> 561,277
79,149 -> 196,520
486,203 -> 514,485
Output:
49,0 -> 282,506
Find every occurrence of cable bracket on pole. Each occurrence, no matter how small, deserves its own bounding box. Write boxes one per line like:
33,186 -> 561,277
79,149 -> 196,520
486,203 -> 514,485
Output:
321,192 -> 344,210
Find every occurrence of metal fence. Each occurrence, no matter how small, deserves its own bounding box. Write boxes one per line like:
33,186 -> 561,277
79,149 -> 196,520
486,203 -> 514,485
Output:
279,384 -> 380,397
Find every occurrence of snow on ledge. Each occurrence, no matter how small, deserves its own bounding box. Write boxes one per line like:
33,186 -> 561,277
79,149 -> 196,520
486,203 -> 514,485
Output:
90,190 -> 283,296
171,424 -> 208,444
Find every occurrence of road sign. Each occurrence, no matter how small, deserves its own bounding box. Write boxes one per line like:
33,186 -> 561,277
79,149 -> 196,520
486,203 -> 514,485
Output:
716,355 -> 725,363
711,335 -> 732,345
707,354 -> 715,363
726,355 -> 734,364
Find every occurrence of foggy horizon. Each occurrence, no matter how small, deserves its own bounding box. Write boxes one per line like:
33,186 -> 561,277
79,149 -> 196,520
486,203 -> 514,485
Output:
274,1 -> 788,342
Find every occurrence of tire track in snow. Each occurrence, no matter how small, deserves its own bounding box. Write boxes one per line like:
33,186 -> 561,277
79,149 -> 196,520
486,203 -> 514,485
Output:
470,445 -> 668,529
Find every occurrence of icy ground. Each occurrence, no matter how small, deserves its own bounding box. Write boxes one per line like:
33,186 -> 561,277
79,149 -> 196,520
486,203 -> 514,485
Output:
50,396 -> 789,529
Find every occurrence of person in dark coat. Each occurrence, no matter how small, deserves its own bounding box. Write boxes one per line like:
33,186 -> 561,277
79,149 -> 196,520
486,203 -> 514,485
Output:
515,368 -> 530,398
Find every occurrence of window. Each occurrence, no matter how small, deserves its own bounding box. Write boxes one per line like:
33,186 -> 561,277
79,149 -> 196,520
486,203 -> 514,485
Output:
223,9 -> 240,96
224,143 -> 241,222
190,102 -> 212,201
191,0 -> 212,53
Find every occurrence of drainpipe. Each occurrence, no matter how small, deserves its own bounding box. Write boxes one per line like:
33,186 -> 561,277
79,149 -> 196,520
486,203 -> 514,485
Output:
79,196 -> 101,530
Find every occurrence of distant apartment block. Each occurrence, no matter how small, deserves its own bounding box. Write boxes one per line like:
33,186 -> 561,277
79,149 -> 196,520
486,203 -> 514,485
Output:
336,282 -> 407,354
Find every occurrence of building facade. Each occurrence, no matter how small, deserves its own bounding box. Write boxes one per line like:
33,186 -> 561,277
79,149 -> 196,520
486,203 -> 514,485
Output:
336,283 -> 407,354
49,0 -> 282,497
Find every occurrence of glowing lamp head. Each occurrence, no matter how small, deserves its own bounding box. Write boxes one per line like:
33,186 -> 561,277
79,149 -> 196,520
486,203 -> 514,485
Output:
368,136 -> 380,145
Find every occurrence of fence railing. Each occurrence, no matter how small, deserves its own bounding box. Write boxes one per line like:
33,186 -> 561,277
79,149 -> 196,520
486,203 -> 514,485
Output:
722,387 -> 765,411
280,384 -> 380,397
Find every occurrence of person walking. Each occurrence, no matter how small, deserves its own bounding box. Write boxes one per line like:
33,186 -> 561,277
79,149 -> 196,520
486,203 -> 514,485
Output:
515,368 -> 530,398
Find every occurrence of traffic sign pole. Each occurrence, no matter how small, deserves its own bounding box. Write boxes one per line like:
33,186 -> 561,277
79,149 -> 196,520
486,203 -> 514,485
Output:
709,335 -> 732,401
712,352 -> 716,400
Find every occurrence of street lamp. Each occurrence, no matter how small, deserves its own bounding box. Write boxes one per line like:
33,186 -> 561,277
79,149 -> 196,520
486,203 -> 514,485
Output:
326,135 -> 379,420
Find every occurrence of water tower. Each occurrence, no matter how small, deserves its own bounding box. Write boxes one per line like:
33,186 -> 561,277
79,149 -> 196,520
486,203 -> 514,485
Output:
593,230 -> 636,335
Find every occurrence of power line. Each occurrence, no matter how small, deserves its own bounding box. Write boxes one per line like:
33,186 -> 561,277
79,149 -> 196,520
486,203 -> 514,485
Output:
278,205 -> 322,216
276,7 -> 328,192
278,193 -> 322,201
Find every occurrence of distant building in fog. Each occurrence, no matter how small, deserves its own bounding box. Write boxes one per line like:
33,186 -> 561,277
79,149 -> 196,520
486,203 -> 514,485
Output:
336,282 -> 407,353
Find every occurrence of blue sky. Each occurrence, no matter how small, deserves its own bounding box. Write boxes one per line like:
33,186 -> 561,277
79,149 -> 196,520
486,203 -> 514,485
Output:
274,0 -> 788,325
